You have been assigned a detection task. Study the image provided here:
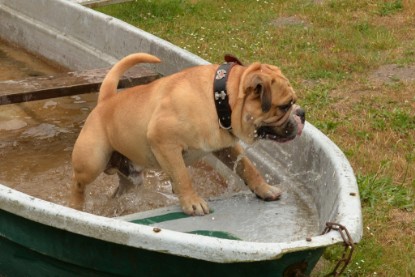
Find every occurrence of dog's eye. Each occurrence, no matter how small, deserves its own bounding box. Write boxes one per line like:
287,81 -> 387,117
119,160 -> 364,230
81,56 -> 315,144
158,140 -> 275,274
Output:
278,100 -> 294,112
279,105 -> 291,112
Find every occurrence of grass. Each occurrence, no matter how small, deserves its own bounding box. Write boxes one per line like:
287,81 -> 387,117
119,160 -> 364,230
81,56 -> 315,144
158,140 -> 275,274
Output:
97,0 -> 415,275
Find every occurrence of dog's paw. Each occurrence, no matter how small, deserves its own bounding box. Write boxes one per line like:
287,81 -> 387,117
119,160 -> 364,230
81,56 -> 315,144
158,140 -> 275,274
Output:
69,194 -> 84,210
180,194 -> 210,216
254,183 -> 282,201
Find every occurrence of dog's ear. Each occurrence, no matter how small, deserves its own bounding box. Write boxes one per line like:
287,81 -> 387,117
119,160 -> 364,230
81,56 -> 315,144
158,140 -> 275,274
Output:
251,75 -> 272,113
224,54 -> 244,66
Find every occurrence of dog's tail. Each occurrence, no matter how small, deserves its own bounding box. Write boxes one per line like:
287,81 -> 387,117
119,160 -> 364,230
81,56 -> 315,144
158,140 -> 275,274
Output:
98,53 -> 161,102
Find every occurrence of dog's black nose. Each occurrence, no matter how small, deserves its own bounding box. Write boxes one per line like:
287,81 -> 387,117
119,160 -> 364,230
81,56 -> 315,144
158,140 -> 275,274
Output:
295,108 -> 306,124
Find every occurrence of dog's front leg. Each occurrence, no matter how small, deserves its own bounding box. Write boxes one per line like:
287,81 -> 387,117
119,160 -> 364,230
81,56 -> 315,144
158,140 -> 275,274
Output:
214,143 -> 282,201
150,144 -> 210,216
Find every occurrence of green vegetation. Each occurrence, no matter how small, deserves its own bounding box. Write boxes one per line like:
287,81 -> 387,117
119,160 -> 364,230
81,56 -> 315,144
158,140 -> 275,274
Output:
97,1 -> 415,275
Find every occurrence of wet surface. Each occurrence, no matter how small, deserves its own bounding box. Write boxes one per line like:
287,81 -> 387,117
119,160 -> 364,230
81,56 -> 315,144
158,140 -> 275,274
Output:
128,186 -> 320,243
0,39 -> 65,80
0,93 -> 94,207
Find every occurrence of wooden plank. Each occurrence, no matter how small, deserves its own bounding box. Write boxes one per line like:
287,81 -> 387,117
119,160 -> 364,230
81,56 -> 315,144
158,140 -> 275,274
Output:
0,66 -> 159,105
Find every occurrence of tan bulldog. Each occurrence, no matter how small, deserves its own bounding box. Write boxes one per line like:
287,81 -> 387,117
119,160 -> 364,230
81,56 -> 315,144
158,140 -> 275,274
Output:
71,53 -> 305,215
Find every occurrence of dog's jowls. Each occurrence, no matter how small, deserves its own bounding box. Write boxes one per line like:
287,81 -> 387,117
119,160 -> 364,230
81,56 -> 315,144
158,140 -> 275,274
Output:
70,53 -> 305,215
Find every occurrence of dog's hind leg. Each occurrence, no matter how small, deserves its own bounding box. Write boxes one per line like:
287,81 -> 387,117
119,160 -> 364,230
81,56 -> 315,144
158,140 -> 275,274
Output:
111,170 -> 143,198
70,127 -> 112,210
105,151 -> 144,197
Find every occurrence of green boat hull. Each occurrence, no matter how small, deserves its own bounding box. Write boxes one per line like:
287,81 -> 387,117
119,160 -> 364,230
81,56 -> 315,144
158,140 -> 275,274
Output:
0,209 -> 323,276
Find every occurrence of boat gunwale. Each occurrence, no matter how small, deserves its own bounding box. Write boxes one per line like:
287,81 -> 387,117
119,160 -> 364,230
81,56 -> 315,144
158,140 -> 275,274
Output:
0,179 -> 342,264
292,122 -> 363,242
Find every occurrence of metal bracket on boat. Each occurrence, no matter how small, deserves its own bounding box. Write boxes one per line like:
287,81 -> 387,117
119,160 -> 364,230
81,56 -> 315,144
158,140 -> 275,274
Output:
322,222 -> 355,277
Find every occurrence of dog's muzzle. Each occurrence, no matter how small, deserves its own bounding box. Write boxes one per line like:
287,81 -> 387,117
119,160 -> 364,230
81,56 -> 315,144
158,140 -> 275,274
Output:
257,106 -> 305,143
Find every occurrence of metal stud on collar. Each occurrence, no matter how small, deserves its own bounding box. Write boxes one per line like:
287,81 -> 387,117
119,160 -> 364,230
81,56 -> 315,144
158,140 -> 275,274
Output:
218,119 -> 232,130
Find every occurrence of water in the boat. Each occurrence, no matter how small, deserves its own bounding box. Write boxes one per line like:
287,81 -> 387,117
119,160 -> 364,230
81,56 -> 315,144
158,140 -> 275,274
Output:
0,41 -> 320,242
0,39 -> 65,80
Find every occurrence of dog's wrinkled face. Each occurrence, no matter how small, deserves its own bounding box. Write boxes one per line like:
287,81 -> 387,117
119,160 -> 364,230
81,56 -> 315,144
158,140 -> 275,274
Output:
238,63 -> 305,143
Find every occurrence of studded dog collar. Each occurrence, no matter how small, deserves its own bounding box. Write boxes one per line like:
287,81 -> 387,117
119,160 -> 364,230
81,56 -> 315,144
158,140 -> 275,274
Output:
213,63 -> 234,129
213,55 -> 243,130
